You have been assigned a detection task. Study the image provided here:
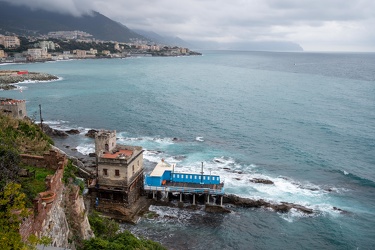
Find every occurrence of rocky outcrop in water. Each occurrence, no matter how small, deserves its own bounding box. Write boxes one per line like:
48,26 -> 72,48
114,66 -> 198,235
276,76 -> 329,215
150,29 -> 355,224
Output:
223,194 -> 313,214
41,124 -> 68,137
250,178 -> 274,185
0,71 -> 59,90
85,129 -> 98,138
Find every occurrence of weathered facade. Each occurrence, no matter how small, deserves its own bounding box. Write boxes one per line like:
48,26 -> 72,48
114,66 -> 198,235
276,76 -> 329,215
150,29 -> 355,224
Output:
0,98 -> 27,119
90,130 -> 144,207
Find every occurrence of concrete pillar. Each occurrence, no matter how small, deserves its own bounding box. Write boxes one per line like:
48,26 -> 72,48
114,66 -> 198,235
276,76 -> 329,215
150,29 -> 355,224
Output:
152,191 -> 156,200
193,194 -> 196,205
220,196 -> 223,206
207,194 -> 210,204
180,192 -> 183,202
164,191 -> 169,202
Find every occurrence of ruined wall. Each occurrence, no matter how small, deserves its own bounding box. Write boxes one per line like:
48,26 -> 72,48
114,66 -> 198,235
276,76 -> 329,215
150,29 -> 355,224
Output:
19,149 -> 92,248
20,149 -> 67,170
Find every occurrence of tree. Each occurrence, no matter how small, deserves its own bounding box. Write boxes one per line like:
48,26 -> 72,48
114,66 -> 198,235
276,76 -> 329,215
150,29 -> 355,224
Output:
0,182 -> 30,250
0,144 -> 21,190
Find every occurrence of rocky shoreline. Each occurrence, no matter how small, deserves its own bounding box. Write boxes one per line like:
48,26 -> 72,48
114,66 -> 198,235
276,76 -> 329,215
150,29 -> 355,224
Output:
45,125 -> 349,221
0,71 -> 59,90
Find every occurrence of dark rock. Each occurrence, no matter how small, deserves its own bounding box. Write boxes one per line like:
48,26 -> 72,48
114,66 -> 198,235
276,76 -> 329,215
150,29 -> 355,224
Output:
66,129 -> 80,134
85,129 -> 98,138
71,148 -> 77,151
41,124 -> 68,137
223,167 -> 231,171
223,194 -> 313,214
333,206 -> 349,214
250,178 -> 274,185
205,204 -> 231,213
234,177 -> 241,181
271,204 -> 291,213
88,153 -> 96,157
173,155 -> 186,160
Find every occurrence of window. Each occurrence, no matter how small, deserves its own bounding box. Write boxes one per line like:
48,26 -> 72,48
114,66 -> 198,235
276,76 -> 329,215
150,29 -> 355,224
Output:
132,165 -> 135,174
103,169 -> 108,176
115,169 -> 120,176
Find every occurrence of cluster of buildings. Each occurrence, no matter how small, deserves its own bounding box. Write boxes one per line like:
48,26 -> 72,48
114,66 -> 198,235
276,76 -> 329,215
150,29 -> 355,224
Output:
0,31 -> 199,63
0,35 -> 21,48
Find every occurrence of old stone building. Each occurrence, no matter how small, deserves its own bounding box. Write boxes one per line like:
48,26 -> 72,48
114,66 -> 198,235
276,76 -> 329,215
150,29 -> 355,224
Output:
0,98 -> 27,119
90,130 -> 144,206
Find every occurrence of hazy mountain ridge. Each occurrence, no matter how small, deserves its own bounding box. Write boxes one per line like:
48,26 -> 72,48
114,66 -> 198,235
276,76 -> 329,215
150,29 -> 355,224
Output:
0,2 -> 145,42
0,1 -> 303,51
133,29 -> 194,48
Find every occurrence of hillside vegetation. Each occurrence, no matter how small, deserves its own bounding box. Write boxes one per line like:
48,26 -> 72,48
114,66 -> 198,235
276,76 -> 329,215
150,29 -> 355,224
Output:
0,113 -> 166,249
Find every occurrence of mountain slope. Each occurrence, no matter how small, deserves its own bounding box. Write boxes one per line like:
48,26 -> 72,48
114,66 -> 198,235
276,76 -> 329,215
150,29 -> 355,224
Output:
133,29 -> 193,48
0,2 -> 145,42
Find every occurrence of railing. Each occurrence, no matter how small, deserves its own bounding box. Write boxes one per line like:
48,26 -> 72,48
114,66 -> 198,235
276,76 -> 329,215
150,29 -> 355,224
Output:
143,184 -> 224,195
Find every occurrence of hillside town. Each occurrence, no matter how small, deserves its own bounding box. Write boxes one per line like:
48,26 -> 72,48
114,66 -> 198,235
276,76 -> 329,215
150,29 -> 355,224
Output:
0,31 -> 201,63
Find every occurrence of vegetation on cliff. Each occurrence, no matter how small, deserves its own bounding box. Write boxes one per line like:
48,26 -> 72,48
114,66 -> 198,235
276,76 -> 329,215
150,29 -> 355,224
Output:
0,114 -> 54,249
0,114 -> 52,189
0,113 -> 165,249
82,211 -> 166,250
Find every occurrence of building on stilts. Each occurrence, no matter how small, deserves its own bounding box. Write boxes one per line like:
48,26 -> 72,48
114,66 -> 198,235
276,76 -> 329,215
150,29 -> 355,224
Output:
144,159 -> 225,206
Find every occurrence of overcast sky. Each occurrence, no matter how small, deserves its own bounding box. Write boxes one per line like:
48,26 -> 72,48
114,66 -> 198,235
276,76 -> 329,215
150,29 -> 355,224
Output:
3,0 -> 375,51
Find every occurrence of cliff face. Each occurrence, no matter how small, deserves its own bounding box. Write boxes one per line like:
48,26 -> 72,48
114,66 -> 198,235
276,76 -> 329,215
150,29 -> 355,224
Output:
64,184 -> 94,246
40,187 -> 70,247
19,149 -> 93,248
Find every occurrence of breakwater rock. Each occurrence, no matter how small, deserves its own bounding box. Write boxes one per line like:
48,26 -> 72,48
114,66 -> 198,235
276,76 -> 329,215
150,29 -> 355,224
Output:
0,71 -> 59,89
223,194 -> 314,214
42,124 -> 68,137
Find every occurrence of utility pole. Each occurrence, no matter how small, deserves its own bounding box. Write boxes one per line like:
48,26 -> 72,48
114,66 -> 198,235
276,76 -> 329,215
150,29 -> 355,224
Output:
200,162 -> 204,184
39,104 -> 43,131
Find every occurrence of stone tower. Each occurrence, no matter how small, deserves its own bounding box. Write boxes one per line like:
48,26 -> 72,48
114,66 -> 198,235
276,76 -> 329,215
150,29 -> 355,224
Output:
94,130 -> 117,157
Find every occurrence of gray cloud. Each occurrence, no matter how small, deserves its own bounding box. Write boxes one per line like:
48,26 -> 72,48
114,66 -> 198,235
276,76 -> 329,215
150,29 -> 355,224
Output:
1,0 -> 375,51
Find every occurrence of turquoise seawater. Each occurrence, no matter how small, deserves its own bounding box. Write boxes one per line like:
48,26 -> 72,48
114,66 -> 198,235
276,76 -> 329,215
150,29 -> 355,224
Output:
1,51 -> 375,249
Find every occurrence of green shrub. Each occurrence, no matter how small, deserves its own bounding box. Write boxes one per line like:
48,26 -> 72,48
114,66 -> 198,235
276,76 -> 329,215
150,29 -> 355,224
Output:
63,160 -> 77,184
88,211 -> 119,239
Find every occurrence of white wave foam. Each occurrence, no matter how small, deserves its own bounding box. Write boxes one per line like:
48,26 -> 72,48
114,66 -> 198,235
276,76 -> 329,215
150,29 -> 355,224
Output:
43,120 -> 70,125
13,76 -> 63,85
148,205 -> 204,224
76,143 -> 95,155
196,137 -> 204,142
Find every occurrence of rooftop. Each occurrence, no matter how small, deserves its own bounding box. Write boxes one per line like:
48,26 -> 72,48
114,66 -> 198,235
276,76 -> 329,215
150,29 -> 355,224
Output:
0,98 -> 25,105
150,161 -> 175,177
101,149 -> 133,159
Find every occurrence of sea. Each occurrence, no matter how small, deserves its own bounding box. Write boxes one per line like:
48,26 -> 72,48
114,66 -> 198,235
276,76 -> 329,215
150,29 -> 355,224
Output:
1,50 -> 375,249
